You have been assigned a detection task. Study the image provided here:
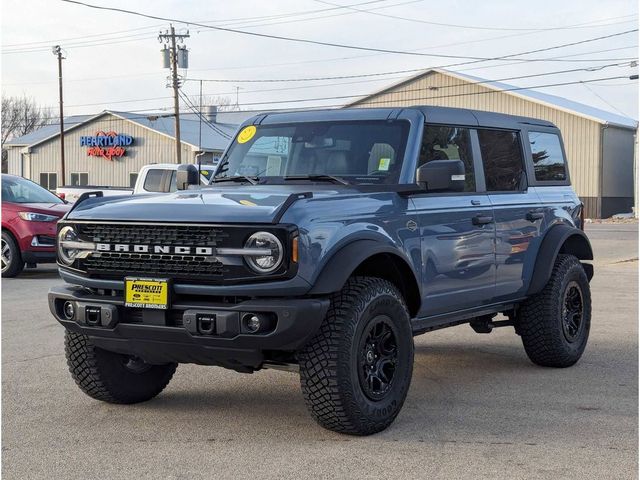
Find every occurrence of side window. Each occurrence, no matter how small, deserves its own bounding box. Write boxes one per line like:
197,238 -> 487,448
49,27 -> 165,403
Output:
419,125 -> 475,192
143,169 -> 166,192
129,173 -> 139,188
528,132 -> 567,182
478,129 -> 525,192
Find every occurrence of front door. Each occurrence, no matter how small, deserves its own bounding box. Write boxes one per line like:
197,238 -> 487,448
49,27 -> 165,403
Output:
412,124 -> 496,317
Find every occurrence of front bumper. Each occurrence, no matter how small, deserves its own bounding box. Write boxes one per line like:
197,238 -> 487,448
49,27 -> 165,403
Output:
49,285 -> 329,371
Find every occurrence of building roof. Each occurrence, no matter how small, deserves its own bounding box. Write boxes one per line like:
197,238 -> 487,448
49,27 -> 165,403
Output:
5,114 -> 94,146
5,110 -> 241,150
348,68 -> 638,130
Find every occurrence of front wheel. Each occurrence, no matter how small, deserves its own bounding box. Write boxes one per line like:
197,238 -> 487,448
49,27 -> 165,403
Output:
65,331 -> 177,404
1,231 -> 24,278
517,254 -> 591,367
298,277 -> 414,435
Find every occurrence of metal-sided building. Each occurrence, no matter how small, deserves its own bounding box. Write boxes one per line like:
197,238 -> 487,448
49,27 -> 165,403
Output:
5,109 -> 242,190
348,68 -> 638,218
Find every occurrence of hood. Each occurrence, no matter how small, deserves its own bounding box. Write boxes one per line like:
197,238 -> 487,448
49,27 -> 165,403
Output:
67,185 -> 346,223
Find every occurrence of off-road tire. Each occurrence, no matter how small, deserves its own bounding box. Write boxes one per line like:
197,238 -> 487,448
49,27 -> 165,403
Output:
518,254 -> 591,368
1,231 -> 24,278
298,277 -> 414,435
65,331 -> 177,404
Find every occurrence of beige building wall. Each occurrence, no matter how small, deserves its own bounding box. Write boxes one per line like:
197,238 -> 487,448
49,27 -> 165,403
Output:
350,71 -> 604,215
10,113 -> 199,187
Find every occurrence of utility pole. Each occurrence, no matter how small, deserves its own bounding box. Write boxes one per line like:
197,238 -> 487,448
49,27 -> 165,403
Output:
52,45 -> 65,184
159,25 -> 189,164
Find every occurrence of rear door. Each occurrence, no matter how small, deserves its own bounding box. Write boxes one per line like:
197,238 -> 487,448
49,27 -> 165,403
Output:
477,128 -> 544,301
411,124 -> 496,317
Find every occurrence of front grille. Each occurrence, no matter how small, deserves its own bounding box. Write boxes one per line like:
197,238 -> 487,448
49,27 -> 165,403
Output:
83,252 -> 228,277
78,223 -> 229,247
69,222 -> 293,284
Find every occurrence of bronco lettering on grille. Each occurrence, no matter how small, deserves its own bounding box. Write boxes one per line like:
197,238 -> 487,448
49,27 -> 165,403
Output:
95,243 -> 214,255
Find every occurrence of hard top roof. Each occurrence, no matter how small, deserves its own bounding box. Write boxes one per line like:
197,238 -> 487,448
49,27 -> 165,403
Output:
252,105 -> 557,130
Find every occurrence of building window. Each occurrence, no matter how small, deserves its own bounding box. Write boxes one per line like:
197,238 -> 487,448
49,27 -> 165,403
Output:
478,129 -> 525,192
419,125 -> 475,192
528,132 -> 567,182
129,172 -> 139,188
39,172 -> 58,191
70,172 -> 89,186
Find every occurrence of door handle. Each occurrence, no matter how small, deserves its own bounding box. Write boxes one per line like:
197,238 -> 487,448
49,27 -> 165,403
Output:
526,210 -> 544,222
472,214 -> 494,225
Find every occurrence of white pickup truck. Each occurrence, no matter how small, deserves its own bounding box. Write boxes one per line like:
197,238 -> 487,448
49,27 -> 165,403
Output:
56,163 -> 217,203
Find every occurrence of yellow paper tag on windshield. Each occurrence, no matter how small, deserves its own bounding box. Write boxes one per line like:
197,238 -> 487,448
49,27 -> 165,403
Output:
378,158 -> 391,171
237,125 -> 257,144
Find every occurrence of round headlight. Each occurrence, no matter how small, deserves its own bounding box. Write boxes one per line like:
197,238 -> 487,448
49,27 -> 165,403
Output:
244,232 -> 283,274
57,226 -> 79,265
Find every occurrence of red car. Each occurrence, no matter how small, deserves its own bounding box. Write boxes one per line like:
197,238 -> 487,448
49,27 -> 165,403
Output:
1,174 -> 71,277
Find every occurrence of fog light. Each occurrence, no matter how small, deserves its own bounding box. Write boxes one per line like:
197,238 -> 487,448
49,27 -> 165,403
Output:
245,314 -> 261,333
63,301 -> 75,320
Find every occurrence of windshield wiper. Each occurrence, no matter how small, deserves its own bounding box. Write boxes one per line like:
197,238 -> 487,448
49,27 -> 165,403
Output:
212,175 -> 258,185
283,174 -> 350,185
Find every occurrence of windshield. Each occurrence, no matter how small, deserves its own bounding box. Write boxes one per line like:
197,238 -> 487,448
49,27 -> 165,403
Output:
1,176 -> 64,204
215,121 -> 409,184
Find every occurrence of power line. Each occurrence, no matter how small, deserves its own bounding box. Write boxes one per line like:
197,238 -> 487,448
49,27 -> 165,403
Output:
178,90 -> 232,139
312,1 -> 637,31
61,1 -> 638,61
184,75 -> 635,107
3,0 -> 392,49
46,62 -> 634,111
182,29 -> 638,84
2,0 -> 405,54
9,72 -> 636,131
58,73 -> 640,118
579,81 -> 631,117
186,44 -> 639,82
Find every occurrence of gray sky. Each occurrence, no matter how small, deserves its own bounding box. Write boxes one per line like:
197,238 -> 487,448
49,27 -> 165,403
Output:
1,0 -> 638,120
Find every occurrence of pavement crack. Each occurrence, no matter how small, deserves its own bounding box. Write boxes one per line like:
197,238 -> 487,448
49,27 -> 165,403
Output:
6,353 -> 63,364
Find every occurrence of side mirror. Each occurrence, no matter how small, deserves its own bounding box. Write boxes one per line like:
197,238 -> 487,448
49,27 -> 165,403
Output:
416,159 -> 465,192
176,164 -> 199,190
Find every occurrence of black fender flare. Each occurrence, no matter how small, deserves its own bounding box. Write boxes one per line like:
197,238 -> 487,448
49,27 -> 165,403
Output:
527,224 -> 593,295
308,239 -> 420,296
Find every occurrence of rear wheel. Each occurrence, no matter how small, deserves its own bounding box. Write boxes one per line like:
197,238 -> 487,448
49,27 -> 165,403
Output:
65,331 -> 177,404
298,277 -> 414,435
517,254 -> 591,367
1,231 -> 24,278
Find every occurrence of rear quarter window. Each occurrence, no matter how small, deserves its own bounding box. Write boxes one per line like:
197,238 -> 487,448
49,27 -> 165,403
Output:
528,132 -> 567,182
143,169 -> 166,192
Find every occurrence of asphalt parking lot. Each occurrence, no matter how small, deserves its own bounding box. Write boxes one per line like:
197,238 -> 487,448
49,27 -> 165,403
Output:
2,223 -> 637,479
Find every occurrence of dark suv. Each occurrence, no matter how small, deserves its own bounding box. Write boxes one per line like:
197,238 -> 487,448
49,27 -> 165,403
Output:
49,106 -> 593,435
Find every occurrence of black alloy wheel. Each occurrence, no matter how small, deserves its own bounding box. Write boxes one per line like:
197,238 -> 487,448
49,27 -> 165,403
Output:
561,280 -> 584,343
358,316 -> 398,400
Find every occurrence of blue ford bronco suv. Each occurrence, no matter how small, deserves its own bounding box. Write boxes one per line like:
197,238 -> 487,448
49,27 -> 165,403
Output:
49,106 -> 593,435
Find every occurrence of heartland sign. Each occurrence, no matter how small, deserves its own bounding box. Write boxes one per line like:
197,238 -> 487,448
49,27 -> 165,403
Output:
80,131 -> 134,161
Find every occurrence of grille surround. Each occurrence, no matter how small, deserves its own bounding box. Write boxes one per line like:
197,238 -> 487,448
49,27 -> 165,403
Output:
64,221 -> 295,284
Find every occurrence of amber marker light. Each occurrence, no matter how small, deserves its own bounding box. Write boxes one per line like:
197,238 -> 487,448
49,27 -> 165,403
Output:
291,237 -> 299,263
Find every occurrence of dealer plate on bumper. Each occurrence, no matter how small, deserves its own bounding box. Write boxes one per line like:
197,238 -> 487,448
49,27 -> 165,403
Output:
125,277 -> 170,309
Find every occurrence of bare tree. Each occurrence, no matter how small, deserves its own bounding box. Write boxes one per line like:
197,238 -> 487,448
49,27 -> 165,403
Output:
1,96 -> 55,173
201,95 -> 237,112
